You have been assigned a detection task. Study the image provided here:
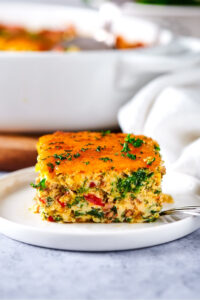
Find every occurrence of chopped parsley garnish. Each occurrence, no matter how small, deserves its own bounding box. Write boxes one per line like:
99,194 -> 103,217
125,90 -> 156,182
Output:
53,153 -> 67,160
74,211 -> 85,217
132,139 -> 143,148
99,157 -> 113,162
111,206 -> 117,214
55,145 -> 62,149
55,160 -> 60,165
121,142 -> 130,153
101,130 -> 111,137
49,141 -> 64,145
147,157 -> 155,165
113,218 -> 120,223
143,216 -> 158,223
150,210 -> 159,215
46,197 -> 54,207
47,162 -> 54,171
81,148 -> 88,152
68,197 -> 82,208
125,217 -> 132,223
154,190 -> 161,194
77,186 -> 88,194
87,208 -> 104,219
126,153 -> 136,160
125,134 -> 144,148
83,161 -> 90,165
74,152 -> 80,158
96,146 -> 102,152
54,216 -> 63,222
154,145 -> 160,151
121,135 -> 141,160
30,178 -> 46,191
116,169 -> 148,197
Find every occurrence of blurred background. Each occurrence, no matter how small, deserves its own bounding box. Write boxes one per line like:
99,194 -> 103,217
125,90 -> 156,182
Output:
0,0 -> 199,171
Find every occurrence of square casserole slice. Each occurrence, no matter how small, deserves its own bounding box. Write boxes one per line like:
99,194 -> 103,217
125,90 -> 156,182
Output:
32,131 -> 166,223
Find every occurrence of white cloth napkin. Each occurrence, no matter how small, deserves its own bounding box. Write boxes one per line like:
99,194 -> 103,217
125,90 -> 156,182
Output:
118,68 -> 200,195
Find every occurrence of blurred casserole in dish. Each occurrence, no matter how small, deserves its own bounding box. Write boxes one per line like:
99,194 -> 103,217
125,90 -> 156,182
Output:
0,3 -> 174,132
0,23 -> 146,51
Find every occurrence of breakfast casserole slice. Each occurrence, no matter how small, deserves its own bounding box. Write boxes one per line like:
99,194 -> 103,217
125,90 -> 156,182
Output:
31,131 -> 166,223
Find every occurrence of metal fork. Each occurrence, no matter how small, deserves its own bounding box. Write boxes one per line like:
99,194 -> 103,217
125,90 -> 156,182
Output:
160,206 -> 200,216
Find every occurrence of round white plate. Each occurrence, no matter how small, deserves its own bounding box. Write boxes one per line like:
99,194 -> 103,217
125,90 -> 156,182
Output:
0,167 -> 199,251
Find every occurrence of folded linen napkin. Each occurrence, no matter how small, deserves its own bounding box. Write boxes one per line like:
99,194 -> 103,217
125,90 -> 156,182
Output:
118,68 -> 200,195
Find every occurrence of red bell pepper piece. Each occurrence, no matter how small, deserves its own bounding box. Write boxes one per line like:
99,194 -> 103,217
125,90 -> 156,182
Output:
57,197 -> 66,207
39,198 -> 46,204
84,194 -> 104,207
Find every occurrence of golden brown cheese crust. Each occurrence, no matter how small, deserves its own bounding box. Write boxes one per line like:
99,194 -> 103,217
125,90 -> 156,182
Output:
36,131 -> 161,177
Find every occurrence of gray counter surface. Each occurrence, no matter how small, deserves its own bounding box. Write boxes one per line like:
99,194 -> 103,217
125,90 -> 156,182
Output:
1,229 -> 200,300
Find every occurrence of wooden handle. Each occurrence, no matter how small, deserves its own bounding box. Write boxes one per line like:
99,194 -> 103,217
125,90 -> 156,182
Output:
0,134 -> 37,171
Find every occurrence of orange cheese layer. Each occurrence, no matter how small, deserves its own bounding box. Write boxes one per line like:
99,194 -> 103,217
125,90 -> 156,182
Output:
36,131 -> 161,177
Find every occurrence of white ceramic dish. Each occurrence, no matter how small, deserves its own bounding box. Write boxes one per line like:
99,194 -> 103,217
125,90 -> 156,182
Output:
0,2 -> 175,132
0,167 -> 199,251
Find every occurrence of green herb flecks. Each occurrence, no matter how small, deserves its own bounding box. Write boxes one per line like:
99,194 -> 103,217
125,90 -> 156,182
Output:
125,217 -> 132,223
154,190 -> 161,194
74,152 -> 80,158
46,197 -> 54,207
74,211 -> 85,217
99,157 -> 113,162
49,141 -> 64,145
81,148 -> 88,152
101,130 -> 111,137
121,142 -> 130,153
83,161 -> 90,165
87,208 -> 104,219
113,218 -> 120,223
125,134 -> 144,148
143,216 -> 158,223
116,169 -> 148,198
30,178 -> 46,191
77,186 -> 88,194
154,145 -> 160,152
54,216 -> 63,222
147,157 -> 155,165
68,196 -> 85,208
47,162 -> 54,171
96,146 -> 102,152
126,153 -> 136,160
53,153 -> 68,161
111,206 -> 117,214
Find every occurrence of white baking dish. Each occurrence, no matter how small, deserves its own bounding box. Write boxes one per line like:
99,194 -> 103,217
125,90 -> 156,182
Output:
0,2 -> 198,132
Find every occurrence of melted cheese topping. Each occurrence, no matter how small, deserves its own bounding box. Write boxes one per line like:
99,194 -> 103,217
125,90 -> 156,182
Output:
36,131 -> 161,178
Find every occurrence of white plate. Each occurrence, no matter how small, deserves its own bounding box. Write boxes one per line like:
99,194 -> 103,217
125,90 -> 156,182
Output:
0,167 -> 199,251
